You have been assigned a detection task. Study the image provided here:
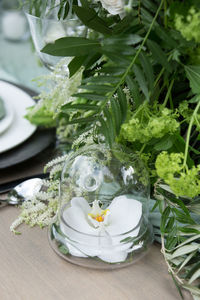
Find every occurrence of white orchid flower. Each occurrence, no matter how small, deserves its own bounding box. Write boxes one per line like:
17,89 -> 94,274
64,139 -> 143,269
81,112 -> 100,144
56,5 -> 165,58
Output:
97,0 -> 125,16
60,195 -> 142,263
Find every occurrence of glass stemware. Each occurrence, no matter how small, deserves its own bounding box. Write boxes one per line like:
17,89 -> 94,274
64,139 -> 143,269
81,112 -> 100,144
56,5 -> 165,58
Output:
25,3 -> 86,71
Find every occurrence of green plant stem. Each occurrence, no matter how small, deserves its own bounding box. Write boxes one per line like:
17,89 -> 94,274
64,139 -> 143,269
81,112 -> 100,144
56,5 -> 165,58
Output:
139,143 -> 146,155
154,67 -> 165,87
183,99 -> 200,167
164,0 -> 167,28
162,79 -> 174,107
101,0 -> 165,112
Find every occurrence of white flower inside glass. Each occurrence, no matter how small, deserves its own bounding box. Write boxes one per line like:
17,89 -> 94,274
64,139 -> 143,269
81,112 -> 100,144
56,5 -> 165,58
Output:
49,144 -> 153,268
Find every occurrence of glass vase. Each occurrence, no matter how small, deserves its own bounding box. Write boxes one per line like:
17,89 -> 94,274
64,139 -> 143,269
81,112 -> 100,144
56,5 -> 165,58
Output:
49,143 -> 154,269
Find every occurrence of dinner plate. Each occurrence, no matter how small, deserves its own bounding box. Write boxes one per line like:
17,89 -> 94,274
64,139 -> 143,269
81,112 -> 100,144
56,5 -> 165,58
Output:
0,100 -> 14,134
0,80 -> 36,153
0,80 -> 56,170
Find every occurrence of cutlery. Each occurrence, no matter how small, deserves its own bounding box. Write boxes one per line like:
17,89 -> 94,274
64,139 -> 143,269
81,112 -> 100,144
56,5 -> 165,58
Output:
0,177 -> 44,207
0,173 -> 49,194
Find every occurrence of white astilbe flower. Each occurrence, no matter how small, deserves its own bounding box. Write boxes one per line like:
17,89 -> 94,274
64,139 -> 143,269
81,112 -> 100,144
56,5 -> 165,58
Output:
44,154 -> 68,172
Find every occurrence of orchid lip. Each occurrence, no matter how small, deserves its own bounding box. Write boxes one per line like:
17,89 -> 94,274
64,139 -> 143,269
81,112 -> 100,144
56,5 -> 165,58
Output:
60,203 -> 143,238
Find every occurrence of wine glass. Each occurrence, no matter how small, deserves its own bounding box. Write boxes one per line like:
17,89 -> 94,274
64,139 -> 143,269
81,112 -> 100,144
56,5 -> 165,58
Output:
24,3 -> 86,71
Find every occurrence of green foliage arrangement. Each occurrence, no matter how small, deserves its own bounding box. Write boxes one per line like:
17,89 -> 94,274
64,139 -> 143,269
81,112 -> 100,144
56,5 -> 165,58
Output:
21,0 -> 200,298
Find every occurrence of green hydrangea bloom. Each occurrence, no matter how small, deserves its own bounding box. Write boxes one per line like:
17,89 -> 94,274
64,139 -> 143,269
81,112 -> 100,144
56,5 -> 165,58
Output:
175,7 -> 200,42
120,103 -> 180,143
156,152 -> 200,198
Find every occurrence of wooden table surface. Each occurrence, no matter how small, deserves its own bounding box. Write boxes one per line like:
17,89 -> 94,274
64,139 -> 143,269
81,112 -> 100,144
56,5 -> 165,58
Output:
0,206 -> 192,300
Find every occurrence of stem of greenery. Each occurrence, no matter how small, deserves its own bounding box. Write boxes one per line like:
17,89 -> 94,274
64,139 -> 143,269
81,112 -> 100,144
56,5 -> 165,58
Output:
101,0 -> 165,112
183,99 -> 200,168
162,79 -> 174,107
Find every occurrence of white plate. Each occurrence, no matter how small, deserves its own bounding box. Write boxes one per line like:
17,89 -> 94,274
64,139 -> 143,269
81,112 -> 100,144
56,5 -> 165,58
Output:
0,100 -> 14,134
0,81 -> 36,153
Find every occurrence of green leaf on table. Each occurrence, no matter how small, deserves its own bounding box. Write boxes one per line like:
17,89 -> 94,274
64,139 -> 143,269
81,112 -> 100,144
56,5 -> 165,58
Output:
188,264 -> 200,284
73,5 -> 112,35
41,37 -> 101,57
185,65 -> 200,94
171,244 -> 200,259
170,272 -> 184,299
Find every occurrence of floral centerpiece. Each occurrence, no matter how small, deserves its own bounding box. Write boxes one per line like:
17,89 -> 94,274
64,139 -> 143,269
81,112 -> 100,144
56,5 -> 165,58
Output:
15,0 -> 200,298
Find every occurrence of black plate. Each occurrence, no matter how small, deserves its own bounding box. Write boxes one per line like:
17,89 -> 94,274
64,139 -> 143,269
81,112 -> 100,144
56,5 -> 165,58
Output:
0,81 -> 56,169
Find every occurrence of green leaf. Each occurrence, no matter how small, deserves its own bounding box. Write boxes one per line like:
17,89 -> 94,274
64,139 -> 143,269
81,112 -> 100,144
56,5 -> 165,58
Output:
117,87 -> 127,123
72,93 -> 106,101
139,51 -> 154,90
68,56 -> 87,77
110,97 -> 121,135
61,103 -> 99,111
170,272 -> 183,300
41,37 -> 101,57
182,284 -> 200,296
160,206 -> 171,234
147,40 -> 172,72
79,84 -> 113,93
175,234 -> 200,249
187,261 -> 200,281
65,116 -> 97,125
73,5 -> 112,35
126,75 -> 141,108
98,115 -> 113,146
133,64 -> 149,100
178,251 -> 197,272
63,1 -> 70,19
103,34 -> 143,46
113,15 -> 136,34
103,108 -> 115,144
189,266 -> 200,284
58,244 -> 69,255
83,76 -> 119,84
154,26 -> 177,48
165,217 -> 175,232
171,244 -> 200,259
188,94 -> 200,103
185,65 -> 200,94
154,135 -> 173,151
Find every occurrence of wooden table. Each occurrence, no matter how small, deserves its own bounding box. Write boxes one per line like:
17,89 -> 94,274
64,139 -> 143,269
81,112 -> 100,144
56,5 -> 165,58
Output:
0,206 -> 192,300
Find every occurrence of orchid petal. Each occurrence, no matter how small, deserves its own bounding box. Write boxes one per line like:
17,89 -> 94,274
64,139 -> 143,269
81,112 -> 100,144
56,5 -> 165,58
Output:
71,197 -> 91,214
62,204 -> 96,235
106,195 -> 142,235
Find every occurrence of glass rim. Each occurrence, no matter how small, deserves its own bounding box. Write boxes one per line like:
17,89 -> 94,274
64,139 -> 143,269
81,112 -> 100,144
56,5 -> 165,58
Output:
24,10 -> 77,22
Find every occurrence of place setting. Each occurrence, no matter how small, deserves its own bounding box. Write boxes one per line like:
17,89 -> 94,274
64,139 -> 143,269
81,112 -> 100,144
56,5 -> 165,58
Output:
0,0 -> 200,299
0,80 -> 55,185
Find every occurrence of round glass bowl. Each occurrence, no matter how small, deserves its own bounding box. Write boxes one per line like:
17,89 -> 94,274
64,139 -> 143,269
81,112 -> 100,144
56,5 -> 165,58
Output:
49,144 -> 154,269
